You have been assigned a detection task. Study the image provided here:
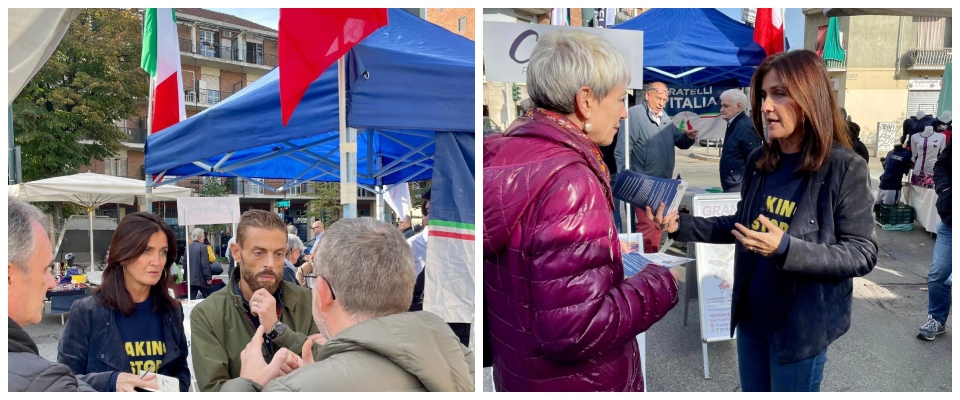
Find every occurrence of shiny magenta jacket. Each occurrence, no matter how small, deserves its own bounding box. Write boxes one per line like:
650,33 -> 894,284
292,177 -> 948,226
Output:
483,109 -> 679,392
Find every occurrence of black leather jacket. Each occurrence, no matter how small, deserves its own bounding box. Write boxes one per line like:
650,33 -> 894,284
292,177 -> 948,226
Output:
675,143 -> 878,363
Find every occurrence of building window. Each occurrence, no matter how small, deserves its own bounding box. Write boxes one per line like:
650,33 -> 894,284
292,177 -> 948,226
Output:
199,30 -> 216,57
286,181 -> 302,196
246,178 -> 265,195
104,158 -> 127,177
458,16 -> 467,32
246,42 -> 263,65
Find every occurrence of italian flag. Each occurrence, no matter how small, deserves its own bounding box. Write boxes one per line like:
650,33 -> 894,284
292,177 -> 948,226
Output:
754,8 -> 785,57
141,8 -> 186,134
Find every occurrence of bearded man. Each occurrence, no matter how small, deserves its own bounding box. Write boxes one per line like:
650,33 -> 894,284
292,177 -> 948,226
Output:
190,209 -> 320,392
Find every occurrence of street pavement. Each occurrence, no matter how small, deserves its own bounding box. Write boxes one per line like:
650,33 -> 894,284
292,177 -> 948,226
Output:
483,146 -> 952,392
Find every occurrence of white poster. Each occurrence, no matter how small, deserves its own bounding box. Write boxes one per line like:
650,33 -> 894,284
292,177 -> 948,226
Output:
691,193 -> 740,342
176,196 -> 241,225
483,22 -> 644,89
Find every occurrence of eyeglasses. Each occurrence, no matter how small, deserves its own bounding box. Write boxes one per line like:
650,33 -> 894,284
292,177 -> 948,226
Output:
304,274 -> 336,300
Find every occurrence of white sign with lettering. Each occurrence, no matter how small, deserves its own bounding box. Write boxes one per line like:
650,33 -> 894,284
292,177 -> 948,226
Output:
484,22 -> 644,89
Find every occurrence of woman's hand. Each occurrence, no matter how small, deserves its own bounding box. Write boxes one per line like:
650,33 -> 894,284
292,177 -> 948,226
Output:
731,215 -> 784,257
646,202 -> 679,234
115,372 -> 158,392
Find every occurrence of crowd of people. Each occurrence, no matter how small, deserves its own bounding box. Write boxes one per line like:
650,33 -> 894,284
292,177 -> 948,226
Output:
8,195 -> 474,392
483,29 -> 949,392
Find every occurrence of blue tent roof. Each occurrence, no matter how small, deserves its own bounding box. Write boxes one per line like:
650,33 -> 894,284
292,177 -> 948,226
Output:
145,9 -> 474,186
611,8 -> 768,87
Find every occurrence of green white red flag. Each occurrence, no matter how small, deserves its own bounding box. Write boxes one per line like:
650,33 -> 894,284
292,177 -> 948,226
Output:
754,8 -> 785,57
141,8 -> 186,134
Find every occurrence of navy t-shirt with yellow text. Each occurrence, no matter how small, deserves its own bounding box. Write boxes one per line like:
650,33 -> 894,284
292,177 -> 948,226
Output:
740,151 -> 806,338
114,296 -> 166,377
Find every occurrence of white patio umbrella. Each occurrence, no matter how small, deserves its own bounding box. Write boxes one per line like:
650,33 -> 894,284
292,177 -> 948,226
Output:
9,172 -> 193,269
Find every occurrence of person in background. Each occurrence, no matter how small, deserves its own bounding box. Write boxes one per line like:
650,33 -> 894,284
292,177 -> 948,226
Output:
649,50 -> 877,392
399,215 -> 415,239
718,88 -> 762,193
9,196 -> 96,392
840,108 -> 869,163
917,139 -> 951,341
484,30 -> 680,391
221,218 -> 474,392
614,80 -> 699,253
58,212 -> 190,392
876,140 -> 912,205
187,228 -> 212,299
204,237 -> 223,276
282,234 -> 303,286
304,219 -> 324,259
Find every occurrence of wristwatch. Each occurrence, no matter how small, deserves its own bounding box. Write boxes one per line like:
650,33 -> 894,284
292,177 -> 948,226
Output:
266,321 -> 286,340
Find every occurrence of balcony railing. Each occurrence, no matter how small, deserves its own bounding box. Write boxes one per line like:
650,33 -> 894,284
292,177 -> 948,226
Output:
122,128 -> 147,144
904,48 -> 952,70
824,58 -> 846,71
184,89 -> 233,106
178,38 -> 277,67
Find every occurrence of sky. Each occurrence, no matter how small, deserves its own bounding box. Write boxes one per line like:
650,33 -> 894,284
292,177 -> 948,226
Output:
717,8 -> 805,49
208,8 -> 279,30
210,8 -> 805,48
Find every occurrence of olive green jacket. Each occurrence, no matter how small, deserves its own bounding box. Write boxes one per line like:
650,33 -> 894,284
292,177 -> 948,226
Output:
190,266 -> 319,392
220,311 -> 474,392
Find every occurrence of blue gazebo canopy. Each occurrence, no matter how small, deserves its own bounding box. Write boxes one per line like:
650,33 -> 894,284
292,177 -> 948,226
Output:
145,9 -> 474,188
611,8 -> 769,87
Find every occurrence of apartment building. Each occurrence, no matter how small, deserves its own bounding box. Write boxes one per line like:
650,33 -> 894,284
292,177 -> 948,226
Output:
482,8 -> 641,128
802,9 -> 951,154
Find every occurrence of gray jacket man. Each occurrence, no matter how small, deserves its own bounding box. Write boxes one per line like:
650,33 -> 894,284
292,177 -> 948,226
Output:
8,196 -> 96,392
614,83 -> 697,179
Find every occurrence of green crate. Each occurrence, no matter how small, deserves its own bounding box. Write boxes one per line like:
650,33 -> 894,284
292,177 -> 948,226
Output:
875,204 -> 914,225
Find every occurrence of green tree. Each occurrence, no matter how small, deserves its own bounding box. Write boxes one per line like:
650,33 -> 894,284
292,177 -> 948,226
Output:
13,8 -> 148,182
306,182 -> 343,223
12,8 -> 149,230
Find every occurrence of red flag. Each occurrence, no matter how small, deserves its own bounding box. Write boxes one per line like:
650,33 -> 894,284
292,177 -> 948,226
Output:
753,8 -> 785,57
279,9 -> 389,125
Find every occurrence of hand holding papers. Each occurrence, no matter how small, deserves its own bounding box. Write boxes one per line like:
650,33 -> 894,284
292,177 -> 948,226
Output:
612,171 -> 688,216
622,252 -> 694,277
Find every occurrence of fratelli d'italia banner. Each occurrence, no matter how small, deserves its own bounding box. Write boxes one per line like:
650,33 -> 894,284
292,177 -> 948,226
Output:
664,83 -> 739,143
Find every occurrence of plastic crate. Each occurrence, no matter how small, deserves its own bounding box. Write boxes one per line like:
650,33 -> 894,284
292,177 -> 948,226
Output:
875,204 -> 915,225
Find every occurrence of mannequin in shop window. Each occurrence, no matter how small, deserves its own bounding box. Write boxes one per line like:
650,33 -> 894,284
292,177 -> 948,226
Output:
911,126 -> 946,188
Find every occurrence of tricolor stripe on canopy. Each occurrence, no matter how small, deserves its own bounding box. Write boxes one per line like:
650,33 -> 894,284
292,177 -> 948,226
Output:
141,8 -> 185,134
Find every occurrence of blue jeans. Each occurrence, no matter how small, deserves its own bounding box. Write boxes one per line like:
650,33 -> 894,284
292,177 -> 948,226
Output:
928,222 -> 952,325
736,322 -> 828,392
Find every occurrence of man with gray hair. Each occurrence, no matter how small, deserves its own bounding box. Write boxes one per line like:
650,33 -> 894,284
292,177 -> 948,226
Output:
282,234 -> 303,286
223,217 -> 474,391
399,215 -> 415,238
718,88 -> 761,193
8,196 -> 96,391
188,227 -> 213,298
614,81 -> 698,252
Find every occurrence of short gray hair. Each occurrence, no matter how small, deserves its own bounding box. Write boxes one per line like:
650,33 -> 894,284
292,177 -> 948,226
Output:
190,227 -> 204,241
526,30 -> 631,114
8,196 -> 52,274
314,217 -> 414,319
720,88 -> 748,109
286,233 -> 304,254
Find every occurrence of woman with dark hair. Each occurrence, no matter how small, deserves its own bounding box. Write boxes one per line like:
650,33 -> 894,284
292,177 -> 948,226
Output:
648,50 -> 878,391
58,212 -> 191,392
484,30 -> 679,391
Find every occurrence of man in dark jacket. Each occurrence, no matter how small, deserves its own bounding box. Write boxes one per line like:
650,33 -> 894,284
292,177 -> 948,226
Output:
841,108 -> 869,163
877,143 -> 912,205
188,228 -> 213,299
918,139 -> 951,341
8,196 -> 96,392
614,82 -> 698,252
718,89 -> 761,192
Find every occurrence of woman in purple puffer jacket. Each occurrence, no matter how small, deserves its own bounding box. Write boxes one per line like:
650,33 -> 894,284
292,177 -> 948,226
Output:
483,30 -> 680,392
